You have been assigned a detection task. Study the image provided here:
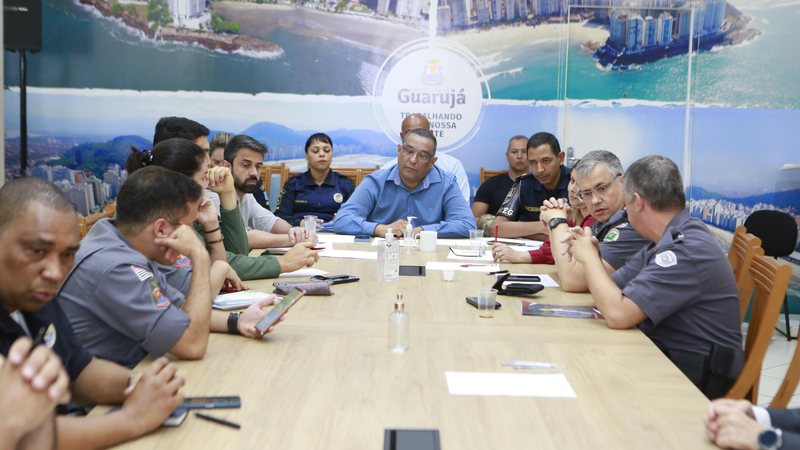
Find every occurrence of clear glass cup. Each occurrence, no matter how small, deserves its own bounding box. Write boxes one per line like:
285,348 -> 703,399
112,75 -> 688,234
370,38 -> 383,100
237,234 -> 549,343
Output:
303,215 -> 318,242
469,229 -> 485,256
477,288 -> 497,318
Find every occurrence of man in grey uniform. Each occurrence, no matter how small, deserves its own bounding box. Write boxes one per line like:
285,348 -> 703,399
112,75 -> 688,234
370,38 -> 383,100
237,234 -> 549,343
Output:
58,167 -> 278,368
540,150 -> 648,292
566,155 -> 743,399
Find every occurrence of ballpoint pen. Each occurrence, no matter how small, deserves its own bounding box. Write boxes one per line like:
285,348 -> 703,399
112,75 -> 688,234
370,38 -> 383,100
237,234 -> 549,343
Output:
460,264 -> 492,267
502,360 -> 559,369
194,412 -> 241,430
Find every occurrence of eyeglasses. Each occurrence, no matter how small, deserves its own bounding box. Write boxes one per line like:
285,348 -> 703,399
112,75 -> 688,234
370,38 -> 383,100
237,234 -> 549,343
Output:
401,144 -> 433,163
577,174 -> 621,202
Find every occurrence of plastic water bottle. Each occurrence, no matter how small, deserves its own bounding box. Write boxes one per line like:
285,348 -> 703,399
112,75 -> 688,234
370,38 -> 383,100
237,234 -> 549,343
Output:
388,293 -> 409,353
404,216 -> 416,255
383,230 -> 400,281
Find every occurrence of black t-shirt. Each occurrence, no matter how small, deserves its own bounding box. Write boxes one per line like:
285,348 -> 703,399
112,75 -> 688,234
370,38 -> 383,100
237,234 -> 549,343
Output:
473,173 -> 515,216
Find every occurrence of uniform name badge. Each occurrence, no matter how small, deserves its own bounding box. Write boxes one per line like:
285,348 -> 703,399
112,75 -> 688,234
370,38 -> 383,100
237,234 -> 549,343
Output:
655,250 -> 677,268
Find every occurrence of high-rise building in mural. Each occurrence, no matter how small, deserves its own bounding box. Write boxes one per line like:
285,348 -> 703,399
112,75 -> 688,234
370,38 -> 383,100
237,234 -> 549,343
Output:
476,0 -> 492,23
377,0 -> 390,15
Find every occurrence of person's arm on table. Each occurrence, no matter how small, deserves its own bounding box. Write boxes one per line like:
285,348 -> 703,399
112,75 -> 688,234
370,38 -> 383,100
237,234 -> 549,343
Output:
209,296 -> 280,338
492,242 -> 533,263
491,216 -> 548,240
209,260 -> 244,294
276,242 -> 320,273
58,358 -> 184,450
157,225 -> 213,360
565,226 -> 645,328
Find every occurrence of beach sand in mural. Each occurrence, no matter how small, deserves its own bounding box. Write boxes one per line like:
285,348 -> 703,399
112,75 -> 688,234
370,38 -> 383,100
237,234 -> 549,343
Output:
214,1 -> 426,55
449,22 -> 610,56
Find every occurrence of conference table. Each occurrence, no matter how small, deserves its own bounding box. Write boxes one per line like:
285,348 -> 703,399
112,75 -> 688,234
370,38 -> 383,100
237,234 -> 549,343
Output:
113,239 -> 715,449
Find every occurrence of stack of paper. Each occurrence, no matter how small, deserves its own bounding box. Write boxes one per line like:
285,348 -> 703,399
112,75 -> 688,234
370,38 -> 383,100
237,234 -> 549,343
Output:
212,290 -> 271,310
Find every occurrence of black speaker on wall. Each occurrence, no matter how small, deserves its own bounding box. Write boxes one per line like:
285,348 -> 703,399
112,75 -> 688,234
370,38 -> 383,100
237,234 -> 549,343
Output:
4,0 -> 42,52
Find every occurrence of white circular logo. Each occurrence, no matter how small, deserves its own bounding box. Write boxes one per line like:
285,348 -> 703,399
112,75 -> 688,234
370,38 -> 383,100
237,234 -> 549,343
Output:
333,192 -> 344,203
373,38 -> 489,151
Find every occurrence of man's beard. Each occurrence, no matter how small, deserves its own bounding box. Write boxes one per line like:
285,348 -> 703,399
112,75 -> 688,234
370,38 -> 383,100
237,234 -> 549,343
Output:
235,177 -> 258,194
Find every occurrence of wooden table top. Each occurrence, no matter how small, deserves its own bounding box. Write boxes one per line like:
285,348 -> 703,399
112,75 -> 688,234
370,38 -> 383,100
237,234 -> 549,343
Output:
111,240 -> 714,449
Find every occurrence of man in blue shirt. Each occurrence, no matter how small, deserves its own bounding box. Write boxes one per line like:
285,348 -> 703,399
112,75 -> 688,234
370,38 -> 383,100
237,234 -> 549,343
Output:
333,128 -> 475,238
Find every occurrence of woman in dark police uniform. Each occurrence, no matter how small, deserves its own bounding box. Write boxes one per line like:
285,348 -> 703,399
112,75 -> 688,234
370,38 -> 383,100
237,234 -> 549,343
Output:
275,133 -> 355,226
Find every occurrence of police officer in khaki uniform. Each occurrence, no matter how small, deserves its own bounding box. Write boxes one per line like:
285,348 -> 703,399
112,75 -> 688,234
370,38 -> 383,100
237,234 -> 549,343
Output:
565,155 -> 742,399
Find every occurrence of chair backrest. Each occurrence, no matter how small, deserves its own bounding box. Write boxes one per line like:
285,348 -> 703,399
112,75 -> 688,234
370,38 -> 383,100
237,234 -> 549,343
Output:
480,167 -> 507,184
78,203 -> 116,239
259,163 -> 289,201
332,166 -> 380,186
726,253 -> 792,402
727,226 -> 764,321
743,210 -> 798,258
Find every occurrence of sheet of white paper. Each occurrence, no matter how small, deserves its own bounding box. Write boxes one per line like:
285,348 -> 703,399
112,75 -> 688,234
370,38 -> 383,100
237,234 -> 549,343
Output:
212,290 -> 271,309
446,251 -> 495,262
501,273 -> 560,288
426,262 -> 500,272
319,249 -> 378,260
279,268 -> 328,278
316,234 -> 355,244
445,372 -> 576,398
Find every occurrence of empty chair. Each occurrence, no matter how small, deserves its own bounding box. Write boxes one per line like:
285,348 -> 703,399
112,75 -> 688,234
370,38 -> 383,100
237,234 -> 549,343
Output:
726,253 -> 792,403
744,210 -> 799,339
727,226 -> 764,322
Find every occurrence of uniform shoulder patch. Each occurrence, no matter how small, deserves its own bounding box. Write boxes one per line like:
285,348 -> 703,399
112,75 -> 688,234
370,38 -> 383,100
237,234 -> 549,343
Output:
604,228 -> 620,242
149,279 -> 171,309
654,250 -> 677,268
130,265 -> 153,281
333,192 -> 344,203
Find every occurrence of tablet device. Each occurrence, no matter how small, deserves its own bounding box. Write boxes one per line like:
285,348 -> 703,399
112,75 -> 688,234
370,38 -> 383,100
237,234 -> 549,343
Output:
254,288 -> 305,335
383,429 -> 441,450
399,265 -> 426,276
180,396 -> 241,410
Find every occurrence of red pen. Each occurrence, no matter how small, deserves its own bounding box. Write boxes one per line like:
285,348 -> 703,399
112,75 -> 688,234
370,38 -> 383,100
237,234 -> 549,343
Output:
310,247 -> 325,250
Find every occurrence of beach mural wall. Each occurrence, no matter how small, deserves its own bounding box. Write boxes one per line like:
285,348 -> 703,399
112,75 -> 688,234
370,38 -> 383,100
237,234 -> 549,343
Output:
3,0 -> 799,303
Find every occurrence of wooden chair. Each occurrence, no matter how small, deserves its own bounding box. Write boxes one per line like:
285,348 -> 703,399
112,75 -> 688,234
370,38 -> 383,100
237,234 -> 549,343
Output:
78,201 -> 116,239
333,166 -> 380,186
726,253 -> 792,403
771,330 -> 800,407
259,163 -> 289,200
479,167 -> 507,184
727,226 -> 764,322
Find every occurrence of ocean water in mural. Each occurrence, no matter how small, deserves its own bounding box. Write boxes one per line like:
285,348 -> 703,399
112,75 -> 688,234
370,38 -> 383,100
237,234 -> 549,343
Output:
4,0 -> 799,109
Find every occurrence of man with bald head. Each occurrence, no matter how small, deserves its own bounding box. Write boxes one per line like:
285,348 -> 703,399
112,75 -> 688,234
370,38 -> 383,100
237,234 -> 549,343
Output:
381,114 -> 471,202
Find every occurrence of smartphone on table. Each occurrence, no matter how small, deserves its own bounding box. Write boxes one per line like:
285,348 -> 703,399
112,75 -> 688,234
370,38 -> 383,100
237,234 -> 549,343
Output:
465,297 -> 502,309
180,396 -> 242,410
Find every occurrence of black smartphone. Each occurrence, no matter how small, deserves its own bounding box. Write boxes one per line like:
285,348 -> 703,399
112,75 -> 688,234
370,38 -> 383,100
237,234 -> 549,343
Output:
255,288 -> 305,334
399,265 -> 426,276
384,429 -> 441,450
310,274 -> 360,284
163,408 -> 189,427
465,296 -> 502,309
500,274 -> 541,282
180,396 -> 241,410
354,234 -> 372,242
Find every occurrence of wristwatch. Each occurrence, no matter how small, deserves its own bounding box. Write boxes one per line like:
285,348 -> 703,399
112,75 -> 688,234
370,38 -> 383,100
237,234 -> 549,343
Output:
227,312 -> 242,335
547,217 -> 569,231
758,428 -> 782,450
